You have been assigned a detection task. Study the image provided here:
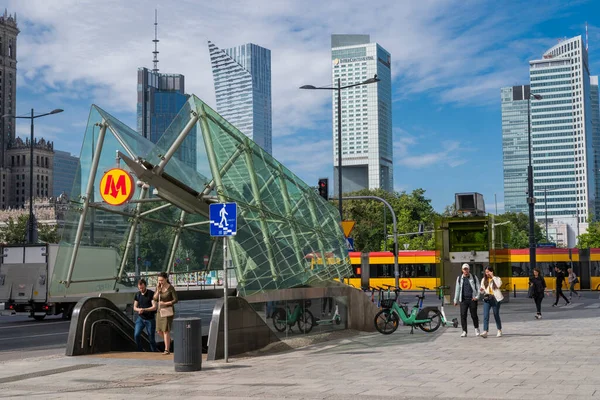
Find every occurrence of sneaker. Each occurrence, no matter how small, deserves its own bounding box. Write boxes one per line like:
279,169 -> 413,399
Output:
552,304 -> 558,307
535,314 -> 540,319
566,301 -> 571,305
538,314 -> 542,319
460,331 -> 467,337
480,331 -> 488,338
497,330 -> 502,337
475,328 -> 481,336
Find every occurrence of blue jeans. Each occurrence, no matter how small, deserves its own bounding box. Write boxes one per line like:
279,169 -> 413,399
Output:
483,297 -> 502,331
134,316 -> 157,352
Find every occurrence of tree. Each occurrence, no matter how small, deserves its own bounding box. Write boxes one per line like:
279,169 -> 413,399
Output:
0,215 -> 28,244
38,223 -> 60,244
342,188 -> 437,252
0,215 -> 61,244
577,220 -> 600,248
494,212 -> 544,249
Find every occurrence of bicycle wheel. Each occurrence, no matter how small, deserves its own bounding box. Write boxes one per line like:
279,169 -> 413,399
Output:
272,308 -> 287,332
374,309 -> 399,335
418,309 -> 442,332
297,309 -> 315,333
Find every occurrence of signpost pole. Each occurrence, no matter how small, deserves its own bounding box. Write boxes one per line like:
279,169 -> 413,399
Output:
223,236 -> 229,363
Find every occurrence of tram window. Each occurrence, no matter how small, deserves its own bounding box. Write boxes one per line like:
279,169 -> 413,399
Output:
592,262 -> 600,276
512,263 -> 530,277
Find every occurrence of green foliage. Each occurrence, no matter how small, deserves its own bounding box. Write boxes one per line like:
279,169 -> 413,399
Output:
577,220 -> 600,248
342,188 -> 437,252
494,212 -> 544,249
0,215 -> 61,244
38,223 -> 60,244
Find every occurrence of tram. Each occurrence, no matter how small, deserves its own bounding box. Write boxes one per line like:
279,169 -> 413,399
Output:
345,248 -> 600,291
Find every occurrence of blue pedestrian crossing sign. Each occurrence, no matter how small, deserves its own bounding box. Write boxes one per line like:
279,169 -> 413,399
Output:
209,203 -> 237,237
346,238 -> 354,251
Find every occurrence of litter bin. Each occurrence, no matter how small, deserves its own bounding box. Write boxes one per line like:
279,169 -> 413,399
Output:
173,317 -> 202,372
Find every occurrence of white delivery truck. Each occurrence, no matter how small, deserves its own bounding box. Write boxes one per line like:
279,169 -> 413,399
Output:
0,244 -> 122,320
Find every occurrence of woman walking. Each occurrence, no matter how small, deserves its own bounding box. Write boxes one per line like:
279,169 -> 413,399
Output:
479,266 -> 503,338
529,268 -> 546,319
153,272 -> 178,355
567,268 -> 580,299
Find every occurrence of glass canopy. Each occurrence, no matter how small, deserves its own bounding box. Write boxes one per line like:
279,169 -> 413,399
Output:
51,96 -> 351,296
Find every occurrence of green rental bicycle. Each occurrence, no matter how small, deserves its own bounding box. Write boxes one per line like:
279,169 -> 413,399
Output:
272,300 -> 315,333
374,286 -> 442,334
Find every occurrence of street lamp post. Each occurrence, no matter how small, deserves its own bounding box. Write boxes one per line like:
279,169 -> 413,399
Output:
527,93 -> 542,272
300,75 -> 380,217
2,108 -> 64,243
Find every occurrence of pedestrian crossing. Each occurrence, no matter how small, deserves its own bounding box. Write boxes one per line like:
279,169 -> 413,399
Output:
584,303 -> 600,309
552,302 -> 600,309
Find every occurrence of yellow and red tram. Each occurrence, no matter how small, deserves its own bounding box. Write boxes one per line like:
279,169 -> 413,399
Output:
345,249 -> 600,291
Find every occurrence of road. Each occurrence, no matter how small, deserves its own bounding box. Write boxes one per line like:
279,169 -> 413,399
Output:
0,299 -> 217,361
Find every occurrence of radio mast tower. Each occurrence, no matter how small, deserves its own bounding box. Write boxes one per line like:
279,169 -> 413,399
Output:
152,9 -> 159,72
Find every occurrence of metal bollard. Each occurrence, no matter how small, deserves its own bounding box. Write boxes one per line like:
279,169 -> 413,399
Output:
173,317 -> 202,372
514,284 -> 516,298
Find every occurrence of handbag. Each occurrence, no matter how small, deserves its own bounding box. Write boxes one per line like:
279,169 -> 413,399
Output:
527,285 -> 534,298
574,277 -> 579,284
158,293 -> 174,318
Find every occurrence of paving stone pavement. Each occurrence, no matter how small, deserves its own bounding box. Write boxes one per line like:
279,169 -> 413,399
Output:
0,295 -> 599,399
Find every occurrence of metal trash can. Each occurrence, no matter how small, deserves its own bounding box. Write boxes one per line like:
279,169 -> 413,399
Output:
173,317 -> 202,372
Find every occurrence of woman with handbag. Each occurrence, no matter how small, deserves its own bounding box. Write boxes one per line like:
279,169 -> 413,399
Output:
479,266 -> 503,338
153,272 -> 178,355
567,268 -> 580,299
529,267 -> 546,319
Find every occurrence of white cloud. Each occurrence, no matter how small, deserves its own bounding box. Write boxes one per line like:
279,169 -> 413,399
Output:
8,0 -> 570,134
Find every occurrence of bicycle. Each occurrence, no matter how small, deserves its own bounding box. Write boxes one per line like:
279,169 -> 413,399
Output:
272,300 -> 315,333
374,286 -> 442,334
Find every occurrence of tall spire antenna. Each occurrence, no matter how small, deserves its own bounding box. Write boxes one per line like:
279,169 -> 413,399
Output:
586,21 -> 589,52
152,9 -> 159,72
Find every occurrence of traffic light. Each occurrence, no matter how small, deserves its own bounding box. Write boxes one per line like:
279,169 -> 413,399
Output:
318,178 -> 329,200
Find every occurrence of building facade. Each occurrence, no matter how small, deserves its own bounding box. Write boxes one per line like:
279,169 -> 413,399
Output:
331,34 -> 393,193
53,150 -> 78,197
501,85 -> 530,214
208,41 -> 272,154
6,137 -> 54,207
529,35 -> 593,245
590,76 -> 600,218
0,11 -> 18,210
136,68 -> 195,169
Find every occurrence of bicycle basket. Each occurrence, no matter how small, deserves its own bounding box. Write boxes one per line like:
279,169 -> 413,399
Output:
380,299 -> 395,309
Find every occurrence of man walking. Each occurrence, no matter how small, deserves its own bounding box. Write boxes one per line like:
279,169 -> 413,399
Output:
454,263 -> 480,337
133,278 -> 157,352
553,266 -> 571,307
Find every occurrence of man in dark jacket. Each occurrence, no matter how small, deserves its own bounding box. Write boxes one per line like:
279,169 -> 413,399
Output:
553,266 -> 571,307
453,263 -> 480,337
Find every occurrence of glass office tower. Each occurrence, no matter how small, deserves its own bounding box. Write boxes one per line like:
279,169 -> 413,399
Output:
53,150 -> 79,197
591,76 -> 600,218
136,67 -> 195,170
501,85 -> 530,214
208,41 -> 272,154
331,34 -> 393,193
529,35 -> 594,242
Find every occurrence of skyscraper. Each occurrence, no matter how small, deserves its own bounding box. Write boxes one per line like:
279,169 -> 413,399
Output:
0,11 -> 18,209
590,76 -> 600,218
208,41 -> 272,154
53,150 -> 79,197
0,11 -> 55,210
331,34 -> 393,193
501,85 -> 530,214
136,11 -> 194,169
529,35 -> 594,244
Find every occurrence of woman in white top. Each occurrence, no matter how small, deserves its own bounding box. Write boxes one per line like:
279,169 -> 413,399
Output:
479,266 -> 504,338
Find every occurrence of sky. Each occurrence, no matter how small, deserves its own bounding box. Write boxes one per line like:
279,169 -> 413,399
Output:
5,0 -> 600,213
